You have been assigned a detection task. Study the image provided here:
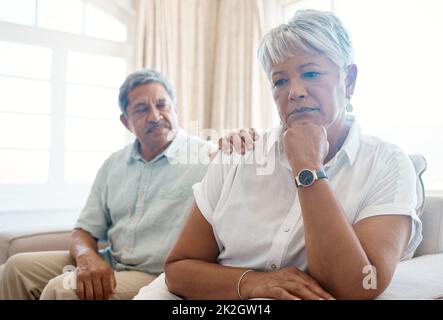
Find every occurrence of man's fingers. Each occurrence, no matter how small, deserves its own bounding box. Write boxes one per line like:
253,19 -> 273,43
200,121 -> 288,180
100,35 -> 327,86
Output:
111,271 -> 117,290
92,274 -> 104,300
249,128 -> 260,141
83,278 -> 94,300
239,130 -> 254,151
229,134 -> 243,154
102,275 -> 113,300
218,137 -> 232,154
76,280 -> 85,300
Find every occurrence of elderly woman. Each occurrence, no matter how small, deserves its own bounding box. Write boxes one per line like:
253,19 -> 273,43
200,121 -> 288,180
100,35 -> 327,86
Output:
134,9 -> 422,300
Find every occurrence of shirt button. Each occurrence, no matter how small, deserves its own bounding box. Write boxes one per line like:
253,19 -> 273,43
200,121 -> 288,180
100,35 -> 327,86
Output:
271,264 -> 277,270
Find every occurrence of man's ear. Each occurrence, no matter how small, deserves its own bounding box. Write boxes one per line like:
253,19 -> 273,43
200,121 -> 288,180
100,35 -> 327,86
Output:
120,114 -> 131,132
345,64 -> 358,98
173,103 -> 179,116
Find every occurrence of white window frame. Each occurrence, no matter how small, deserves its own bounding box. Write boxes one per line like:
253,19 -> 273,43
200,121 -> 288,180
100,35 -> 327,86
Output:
0,0 -> 135,213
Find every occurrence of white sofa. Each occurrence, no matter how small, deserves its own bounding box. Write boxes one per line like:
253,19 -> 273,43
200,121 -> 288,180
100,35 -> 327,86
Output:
377,194 -> 443,299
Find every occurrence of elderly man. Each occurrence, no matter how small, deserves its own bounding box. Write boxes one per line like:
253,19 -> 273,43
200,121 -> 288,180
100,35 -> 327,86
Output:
0,69 -> 256,300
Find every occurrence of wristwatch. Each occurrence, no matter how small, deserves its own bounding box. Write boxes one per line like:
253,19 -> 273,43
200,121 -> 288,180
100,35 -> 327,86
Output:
294,168 -> 328,188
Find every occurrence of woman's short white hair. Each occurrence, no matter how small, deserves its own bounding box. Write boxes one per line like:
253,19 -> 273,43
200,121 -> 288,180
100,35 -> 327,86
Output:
257,9 -> 354,76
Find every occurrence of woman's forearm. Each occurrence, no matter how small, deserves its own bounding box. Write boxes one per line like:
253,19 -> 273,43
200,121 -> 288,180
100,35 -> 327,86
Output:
165,259 -> 248,300
298,180 -> 378,299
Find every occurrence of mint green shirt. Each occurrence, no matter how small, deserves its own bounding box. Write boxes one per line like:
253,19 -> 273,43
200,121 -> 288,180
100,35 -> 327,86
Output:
75,129 -> 213,274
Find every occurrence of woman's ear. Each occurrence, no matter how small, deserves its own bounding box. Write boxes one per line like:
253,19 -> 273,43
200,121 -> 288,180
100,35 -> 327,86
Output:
345,64 -> 358,98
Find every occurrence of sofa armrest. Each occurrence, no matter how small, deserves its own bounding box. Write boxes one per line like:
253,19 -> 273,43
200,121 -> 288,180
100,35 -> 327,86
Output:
0,230 -> 72,265
376,253 -> 443,299
415,195 -> 443,257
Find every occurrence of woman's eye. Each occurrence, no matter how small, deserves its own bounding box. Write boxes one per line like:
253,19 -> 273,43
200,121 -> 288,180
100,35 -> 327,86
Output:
273,79 -> 287,87
302,71 -> 321,79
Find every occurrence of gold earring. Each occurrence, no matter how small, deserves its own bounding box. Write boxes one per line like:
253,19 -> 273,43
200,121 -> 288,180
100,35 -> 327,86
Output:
346,103 -> 353,112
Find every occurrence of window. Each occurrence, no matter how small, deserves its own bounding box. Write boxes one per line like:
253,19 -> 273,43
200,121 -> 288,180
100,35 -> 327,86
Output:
0,41 -> 52,184
0,0 -> 128,42
281,0 -> 443,191
0,0 -> 133,211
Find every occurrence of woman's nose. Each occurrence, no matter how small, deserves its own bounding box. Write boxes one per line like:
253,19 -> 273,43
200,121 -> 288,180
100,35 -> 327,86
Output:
288,79 -> 307,100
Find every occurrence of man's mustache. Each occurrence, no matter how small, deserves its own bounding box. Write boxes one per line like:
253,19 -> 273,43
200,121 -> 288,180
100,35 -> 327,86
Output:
144,121 -> 169,134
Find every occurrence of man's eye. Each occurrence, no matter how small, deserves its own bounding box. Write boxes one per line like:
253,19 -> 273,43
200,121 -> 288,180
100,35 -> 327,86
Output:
135,107 -> 148,113
273,79 -> 287,87
302,71 -> 321,79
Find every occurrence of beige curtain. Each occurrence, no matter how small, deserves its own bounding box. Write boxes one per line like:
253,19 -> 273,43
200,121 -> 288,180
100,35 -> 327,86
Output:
134,0 -> 276,139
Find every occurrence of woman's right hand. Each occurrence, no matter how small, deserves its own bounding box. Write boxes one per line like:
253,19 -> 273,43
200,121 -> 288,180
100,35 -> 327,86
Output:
241,267 -> 335,300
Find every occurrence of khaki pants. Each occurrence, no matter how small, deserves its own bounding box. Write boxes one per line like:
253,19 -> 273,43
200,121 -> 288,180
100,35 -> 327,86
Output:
0,251 -> 156,300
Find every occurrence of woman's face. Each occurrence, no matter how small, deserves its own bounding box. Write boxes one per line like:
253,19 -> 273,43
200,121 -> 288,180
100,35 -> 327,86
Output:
269,49 -> 356,130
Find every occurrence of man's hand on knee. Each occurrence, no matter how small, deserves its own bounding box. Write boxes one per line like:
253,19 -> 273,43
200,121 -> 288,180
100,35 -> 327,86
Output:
75,252 -> 116,300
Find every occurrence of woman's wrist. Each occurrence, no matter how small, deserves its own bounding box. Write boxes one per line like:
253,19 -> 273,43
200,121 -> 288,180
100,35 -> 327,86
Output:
237,269 -> 256,300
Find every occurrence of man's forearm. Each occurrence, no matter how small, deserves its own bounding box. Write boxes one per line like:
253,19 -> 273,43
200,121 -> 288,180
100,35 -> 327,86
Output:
70,228 -> 99,261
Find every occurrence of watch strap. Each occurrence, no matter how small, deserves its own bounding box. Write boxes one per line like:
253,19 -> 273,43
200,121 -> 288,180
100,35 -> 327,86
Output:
315,168 -> 328,180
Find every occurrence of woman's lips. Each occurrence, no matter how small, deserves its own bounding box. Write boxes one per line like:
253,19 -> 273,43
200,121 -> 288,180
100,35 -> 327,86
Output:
288,107 -> 320,118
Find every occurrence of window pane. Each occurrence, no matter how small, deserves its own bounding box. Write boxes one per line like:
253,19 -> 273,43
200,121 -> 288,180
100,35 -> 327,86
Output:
0,41 -> 52,79
0,113 -> 50,149
0,0 -> 36,26
66,85 -> 120,119
67,52 -> 126,87
37,0 -> 83,34
84,4 -> 127,42
334,0 -> 443,190
65,151 -> 111,183
0,150 -> 49,184
65,118 -> 126,152
284,0 -> 332,20
0,76 -> 51,114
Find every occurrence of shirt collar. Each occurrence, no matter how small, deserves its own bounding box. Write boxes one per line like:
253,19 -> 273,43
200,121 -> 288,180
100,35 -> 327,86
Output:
127,128 -> 187,164
339,115 -> 360,167
265,115 -> 361,168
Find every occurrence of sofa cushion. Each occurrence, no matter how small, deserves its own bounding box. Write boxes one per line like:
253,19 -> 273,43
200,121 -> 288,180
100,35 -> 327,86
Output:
414,195 -> 443,256
377,253 -> 443,299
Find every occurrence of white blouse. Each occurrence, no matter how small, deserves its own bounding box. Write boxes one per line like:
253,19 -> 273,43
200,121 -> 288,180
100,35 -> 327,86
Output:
193,117 -> 423,272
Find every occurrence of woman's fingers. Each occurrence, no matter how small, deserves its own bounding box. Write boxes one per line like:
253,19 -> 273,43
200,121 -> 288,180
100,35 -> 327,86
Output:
271,287 -> 301,300
295,271 -> 335,300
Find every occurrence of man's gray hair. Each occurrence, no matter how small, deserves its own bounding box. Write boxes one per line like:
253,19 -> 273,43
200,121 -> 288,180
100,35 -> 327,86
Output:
118,69 -> 176,114
257,9 -> 354,76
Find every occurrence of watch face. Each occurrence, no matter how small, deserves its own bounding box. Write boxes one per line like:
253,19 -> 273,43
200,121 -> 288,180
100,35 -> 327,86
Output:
299,170 -> 314,186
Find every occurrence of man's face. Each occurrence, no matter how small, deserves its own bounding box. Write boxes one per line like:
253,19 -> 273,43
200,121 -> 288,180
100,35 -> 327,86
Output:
121,82 -> 178,156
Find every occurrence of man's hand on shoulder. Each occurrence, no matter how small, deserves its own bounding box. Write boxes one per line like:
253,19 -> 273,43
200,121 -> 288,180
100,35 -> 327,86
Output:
209,128 -> 260,159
